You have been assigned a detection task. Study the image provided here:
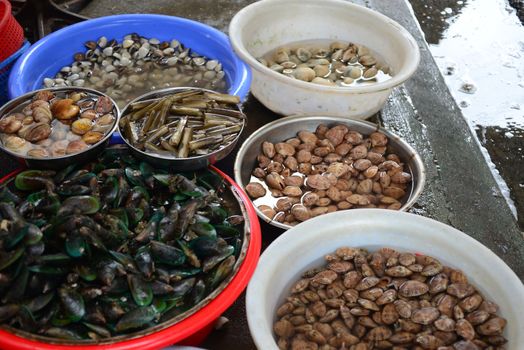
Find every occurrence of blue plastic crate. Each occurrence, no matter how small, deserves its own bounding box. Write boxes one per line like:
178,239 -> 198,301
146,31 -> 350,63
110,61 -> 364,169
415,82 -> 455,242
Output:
0,40 -> 30,106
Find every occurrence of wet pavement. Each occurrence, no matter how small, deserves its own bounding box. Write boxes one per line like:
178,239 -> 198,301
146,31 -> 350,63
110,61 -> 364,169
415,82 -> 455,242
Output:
77,0 -> 257,33
409,0 -> 524,229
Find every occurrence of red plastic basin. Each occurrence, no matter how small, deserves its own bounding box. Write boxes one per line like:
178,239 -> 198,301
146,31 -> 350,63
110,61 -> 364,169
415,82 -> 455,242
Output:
0,0 -> 24,61
0,166 -> 261,350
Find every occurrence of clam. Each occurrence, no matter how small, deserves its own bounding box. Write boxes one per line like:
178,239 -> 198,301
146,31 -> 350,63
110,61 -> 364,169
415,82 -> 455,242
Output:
36,138 -> 53,147
82,131 -> 104,144
22,116 -> 34,125
363,67 -> 378,79
4,135 -> 26,151
32,105 -> 53,123
313,65 -> 330,78
95,96 -> 113,114
0,115 -> 23,134
274,48 -> 290,64
296,48 -> 312,62
347,67 -> 362,79
80,109 -> 97,120
71,118 -> 93,135
27,148 -> 50,158
51,99 -> 80,120
294,67 -> 316,82
359,55 -> 377,66
33,90 -> 55,101
312,48 -> 329,58
50,127 -> 67,141
281,61 -> 297,69
311,77 -> 335,86
49,140 -> 69,157
66,140 -> 89,154
69,92 -> 87,102
24,123 -> 52,142
96,113 -> 115,126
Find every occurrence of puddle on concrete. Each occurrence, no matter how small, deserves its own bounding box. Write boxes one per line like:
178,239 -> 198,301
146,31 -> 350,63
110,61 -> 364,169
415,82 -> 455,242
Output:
410,0 -> 524,228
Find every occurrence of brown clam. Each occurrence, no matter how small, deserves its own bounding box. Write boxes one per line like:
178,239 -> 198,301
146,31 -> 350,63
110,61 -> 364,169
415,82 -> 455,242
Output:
24,123 -> 52,142
82,131 -> 104,144
51,99 -> 80,120
27,148 -> 50,158
71,118 -> 94,135
0,115 -> 23,134
66,140 -> 89,154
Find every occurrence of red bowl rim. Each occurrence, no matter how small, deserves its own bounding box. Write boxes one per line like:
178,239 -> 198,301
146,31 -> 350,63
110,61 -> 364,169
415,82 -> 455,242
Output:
0,165 -> 261,350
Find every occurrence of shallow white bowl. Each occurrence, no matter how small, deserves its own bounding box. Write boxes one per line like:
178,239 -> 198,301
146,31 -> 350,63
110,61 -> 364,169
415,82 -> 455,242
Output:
229,0 -> 420,119
246,209 -> 524,349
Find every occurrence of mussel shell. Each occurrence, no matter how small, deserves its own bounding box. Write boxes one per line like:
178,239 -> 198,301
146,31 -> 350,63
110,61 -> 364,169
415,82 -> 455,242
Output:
58,288 -> 85,322
127,274 -> 153,306
115,306 -> 157,332
57,195 -> 100,216
150,241 -> 186,266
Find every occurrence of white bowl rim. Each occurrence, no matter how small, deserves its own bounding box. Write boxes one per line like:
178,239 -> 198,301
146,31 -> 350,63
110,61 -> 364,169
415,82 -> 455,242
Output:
246,209 -> 524,349
229,0 -> 421,94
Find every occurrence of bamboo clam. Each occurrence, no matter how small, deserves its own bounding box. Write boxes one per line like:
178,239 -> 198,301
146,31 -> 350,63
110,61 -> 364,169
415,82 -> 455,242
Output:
121,89 -> 245,159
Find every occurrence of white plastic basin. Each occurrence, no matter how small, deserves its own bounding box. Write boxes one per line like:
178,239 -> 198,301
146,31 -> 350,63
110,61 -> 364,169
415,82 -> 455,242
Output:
229,0 -> 420,119
246,209 -> 524,349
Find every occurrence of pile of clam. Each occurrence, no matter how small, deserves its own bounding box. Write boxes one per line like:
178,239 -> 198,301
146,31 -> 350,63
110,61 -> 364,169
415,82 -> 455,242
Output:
259,41 -> 391,87
0,90 -> 116,158
274,247 -> 508,350
43,34 -> 227,107
245,124 -> 412,226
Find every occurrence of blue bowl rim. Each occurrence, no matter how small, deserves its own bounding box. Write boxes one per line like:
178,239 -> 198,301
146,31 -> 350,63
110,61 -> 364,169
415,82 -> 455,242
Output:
8,13 -> 252,101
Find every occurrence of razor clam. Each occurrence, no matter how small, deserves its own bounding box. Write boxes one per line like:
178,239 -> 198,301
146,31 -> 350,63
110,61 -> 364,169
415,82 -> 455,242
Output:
0,147 -> 244,341
120,89 -> 245,158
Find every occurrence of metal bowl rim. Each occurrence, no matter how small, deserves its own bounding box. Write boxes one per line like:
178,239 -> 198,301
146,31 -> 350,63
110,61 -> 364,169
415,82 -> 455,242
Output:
233,114 -> 426,230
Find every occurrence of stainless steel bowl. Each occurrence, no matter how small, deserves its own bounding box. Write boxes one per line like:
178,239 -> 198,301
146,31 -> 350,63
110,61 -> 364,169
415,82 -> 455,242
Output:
119,87 -> 246,171
0,87 -> 119,169
234,115 -> 426,230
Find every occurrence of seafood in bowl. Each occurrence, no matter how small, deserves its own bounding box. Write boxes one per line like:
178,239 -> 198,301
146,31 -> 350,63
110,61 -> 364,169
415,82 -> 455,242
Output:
119,87 -> 245,171
0,88 -> 117,159
274,246 -> 509,349
43,34 -> 228,109
0,147 -> 250,344
245,210 -> 524,349
234,115 -> 425,230
259,40 -> 392,87
229,0 -> 420,118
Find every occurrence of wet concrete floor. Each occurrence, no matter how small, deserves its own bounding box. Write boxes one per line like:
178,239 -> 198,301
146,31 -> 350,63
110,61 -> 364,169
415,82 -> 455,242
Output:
409,0 -> 524,229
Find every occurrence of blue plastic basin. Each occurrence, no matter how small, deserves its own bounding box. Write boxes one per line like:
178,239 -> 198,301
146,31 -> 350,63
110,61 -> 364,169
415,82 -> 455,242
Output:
7,14 -> 252,143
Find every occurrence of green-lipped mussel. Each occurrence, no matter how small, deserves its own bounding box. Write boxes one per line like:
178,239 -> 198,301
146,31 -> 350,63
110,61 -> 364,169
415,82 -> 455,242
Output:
0,147 -> 246,342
